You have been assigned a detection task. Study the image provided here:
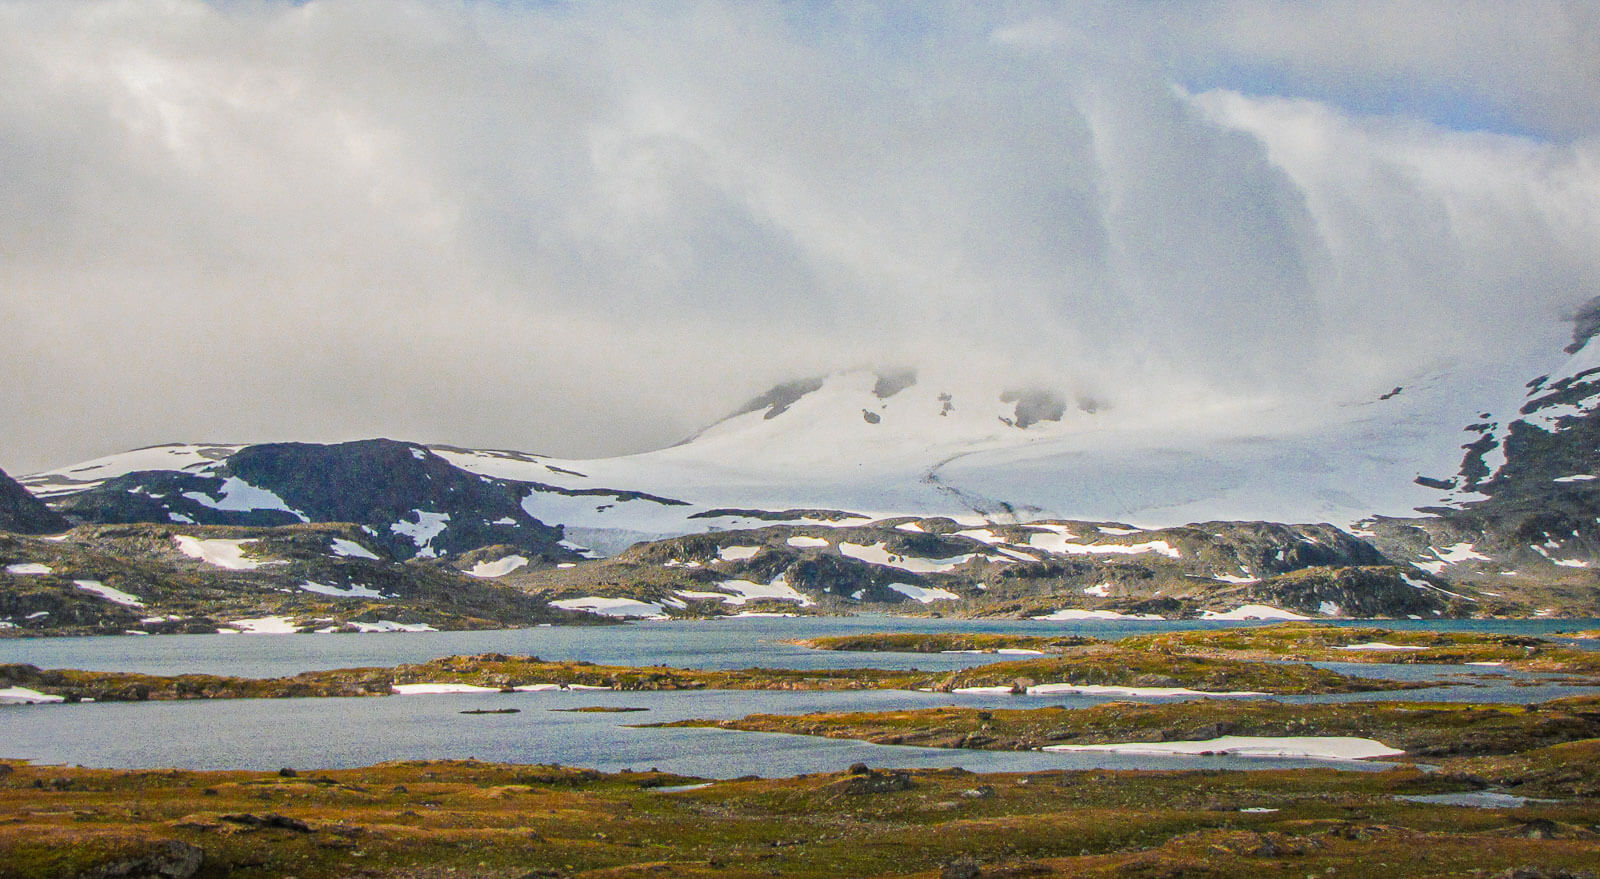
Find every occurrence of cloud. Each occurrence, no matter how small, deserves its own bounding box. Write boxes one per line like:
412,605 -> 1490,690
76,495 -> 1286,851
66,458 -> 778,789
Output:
2,0 -> 1597,473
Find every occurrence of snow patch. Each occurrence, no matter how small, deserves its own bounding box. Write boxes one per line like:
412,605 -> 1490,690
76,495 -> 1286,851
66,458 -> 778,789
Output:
1333,642 -> 1428,651
1082,583 -> 1111,597
1029,533 -> 1180,558
786,535 -> 829,548
329,538 -> 381,560
301,581 -> 389,599
346,620 -> 438,633
1044,735 -> 1403,760
715,577 -> 815,607
0,686 -> 65,705
1030,609 -> 1164,621
466,555 -> 529,578
4,563 -> 51,575
717,545 -> 761,561
838,541 -> 975,573
1024,684 -> 1266,697
392,683 -> 500,695
1201,605 -> 1309,621
391,510 -> 451,558
551,597 -> 667,618
183,476 -> 308,521
174,536 -> 266,570
885,582 -> 961,603
74,580 -> 143,607
222,616 -> 301,634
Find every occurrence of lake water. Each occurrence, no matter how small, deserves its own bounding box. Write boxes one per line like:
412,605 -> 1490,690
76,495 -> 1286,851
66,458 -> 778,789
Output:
2,616 -> 1597,776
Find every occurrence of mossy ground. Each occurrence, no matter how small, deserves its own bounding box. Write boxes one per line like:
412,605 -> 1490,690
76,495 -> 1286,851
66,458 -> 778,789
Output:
659,695 -> 1600,759
1,756 -> 1596,878
0,645 -> 1412,703
801,623 -> 1600,678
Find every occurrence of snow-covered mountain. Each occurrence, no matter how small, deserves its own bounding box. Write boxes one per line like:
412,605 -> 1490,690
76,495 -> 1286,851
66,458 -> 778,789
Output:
18,305 -> 1600,564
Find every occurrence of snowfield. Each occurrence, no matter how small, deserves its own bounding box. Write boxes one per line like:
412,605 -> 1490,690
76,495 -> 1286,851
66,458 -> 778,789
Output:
1043,735 -> 1404,760
174,536 -> 269,570
466,555 -> 529,578
22,336 -> 1590,550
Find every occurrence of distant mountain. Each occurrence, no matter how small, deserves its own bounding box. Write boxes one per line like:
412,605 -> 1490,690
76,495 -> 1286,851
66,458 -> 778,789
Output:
17,305 -> 1600,620
0,467 -> 67,534
29,439 -> 573,562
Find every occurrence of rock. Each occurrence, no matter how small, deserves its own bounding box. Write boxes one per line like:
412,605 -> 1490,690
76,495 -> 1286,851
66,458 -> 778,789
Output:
76,840 -> 203,879
941,856 -> 982,879
843,769 -> 914,795
959,785 -> 997,799
1493,868 -> 1596,879
220,812 -> 312,832
277,767 -> 298,778
0,467 -> 68,534
847,762 -> 870,775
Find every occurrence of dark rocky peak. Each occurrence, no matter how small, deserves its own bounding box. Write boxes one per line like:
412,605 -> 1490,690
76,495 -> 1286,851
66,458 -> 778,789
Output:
872,368 -> 918,399
733,377 -> 826,420
1566,294 -> 1600,354
999,389 -> 1067,429
0,467 -> 68,534
224,439 -> 564,559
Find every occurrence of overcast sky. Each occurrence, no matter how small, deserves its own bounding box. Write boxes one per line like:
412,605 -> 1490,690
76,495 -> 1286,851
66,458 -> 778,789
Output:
4,0 -> 1599,474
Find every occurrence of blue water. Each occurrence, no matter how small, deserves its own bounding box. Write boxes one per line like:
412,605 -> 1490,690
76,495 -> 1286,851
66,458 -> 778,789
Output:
4,615 -> 1595,678
2,616 -> 1596,775
0,686 -> 1406,776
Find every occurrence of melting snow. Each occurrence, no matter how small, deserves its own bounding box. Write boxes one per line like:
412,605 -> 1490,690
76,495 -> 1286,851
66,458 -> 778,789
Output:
1201,605 -> 1309,621
1418,542 -> 1491,574
551,597 -> 668,618
329,538 -> 381,560
1025,684 -> 1266,697
885,582 -> 961,603
392,683 -> 500,695
1030,609 -> 1164,621
715,577 -> 815,606
74,580 -> 143,607
466,555 -> 529,578
4,563 -> 51,575
183,476 -> 308,521
716,545 -> 761,561
1082,583 -> 1111,597
391,510 -> 451,558
786,535 -> 829,548
346,620 -> 438,633
1334,642 -> 1428,651
221,616 -> 300,634
174,536 -> 267,570
1044,735 -> 1403,760
301,581 -> 388,599
1028,533 -> 1180,558
838,541 -> 975,573
1554,474 -> 1598,483
1213,573 -> 1259,584
0,686 -> 65,705
1318,601 -> 1343,617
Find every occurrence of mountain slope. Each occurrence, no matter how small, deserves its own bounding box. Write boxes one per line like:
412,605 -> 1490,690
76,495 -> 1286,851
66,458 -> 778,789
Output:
0,468 -> 67,535
33,439 -> 572,561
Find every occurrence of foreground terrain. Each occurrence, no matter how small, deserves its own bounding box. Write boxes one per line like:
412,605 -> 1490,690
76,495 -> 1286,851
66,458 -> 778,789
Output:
2,744 -> 1597,877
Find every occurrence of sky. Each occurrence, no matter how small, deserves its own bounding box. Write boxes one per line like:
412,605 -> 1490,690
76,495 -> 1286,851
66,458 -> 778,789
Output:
3,0 -> 1599,474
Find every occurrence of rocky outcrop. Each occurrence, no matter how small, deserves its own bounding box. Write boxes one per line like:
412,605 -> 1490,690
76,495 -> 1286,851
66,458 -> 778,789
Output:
0,468 -> 67,534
